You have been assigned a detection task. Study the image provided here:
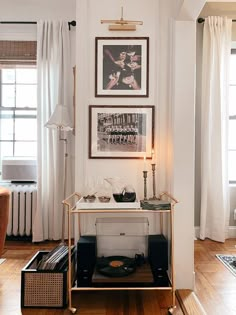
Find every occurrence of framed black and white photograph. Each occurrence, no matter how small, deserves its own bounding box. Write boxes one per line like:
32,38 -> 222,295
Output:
89,105 -> 154,159
95,37 -> 149,97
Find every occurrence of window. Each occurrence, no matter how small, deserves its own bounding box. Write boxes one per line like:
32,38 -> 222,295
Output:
0,67 -> 37,172
229,50 -> 236,183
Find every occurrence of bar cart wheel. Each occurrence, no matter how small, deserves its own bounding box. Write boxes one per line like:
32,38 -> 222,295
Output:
70,307 -> 77,314
168,306 -> 175,314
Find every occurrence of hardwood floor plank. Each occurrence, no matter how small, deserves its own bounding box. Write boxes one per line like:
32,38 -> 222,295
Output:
176,289 -> 207,315
72,291 -> 106,315
106,291 -> 125,315
194,238 -> 236,315
140,290 -> 162,315
194,271 -> 233,315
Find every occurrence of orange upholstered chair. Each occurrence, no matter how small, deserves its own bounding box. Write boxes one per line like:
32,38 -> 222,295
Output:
0,187 -> 10,257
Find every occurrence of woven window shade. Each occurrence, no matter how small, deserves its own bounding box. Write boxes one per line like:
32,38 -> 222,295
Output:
0,41 -> 36,66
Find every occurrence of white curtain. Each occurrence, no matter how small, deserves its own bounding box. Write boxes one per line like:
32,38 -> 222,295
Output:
33,20 -> 74,242
200,16 -> 232,242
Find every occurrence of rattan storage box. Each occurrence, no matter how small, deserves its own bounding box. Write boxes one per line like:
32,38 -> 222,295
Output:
21,250 -> 75,308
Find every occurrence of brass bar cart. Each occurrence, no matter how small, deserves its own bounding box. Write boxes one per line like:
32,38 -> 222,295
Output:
63,192 -> 178,314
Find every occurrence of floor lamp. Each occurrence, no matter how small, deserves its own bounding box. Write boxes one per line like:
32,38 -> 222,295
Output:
45,104 -> 73,243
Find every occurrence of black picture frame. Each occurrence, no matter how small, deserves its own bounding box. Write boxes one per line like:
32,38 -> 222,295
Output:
89,105 -> 154,159
95,37 -> 149,97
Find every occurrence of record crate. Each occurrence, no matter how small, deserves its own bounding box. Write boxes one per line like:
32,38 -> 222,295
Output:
21,250 -> 76,308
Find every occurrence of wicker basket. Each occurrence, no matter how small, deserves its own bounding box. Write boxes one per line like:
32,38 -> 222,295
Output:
21,250 -> 75,308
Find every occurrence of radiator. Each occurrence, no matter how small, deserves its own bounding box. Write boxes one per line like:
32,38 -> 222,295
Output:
6,184 -> 37,237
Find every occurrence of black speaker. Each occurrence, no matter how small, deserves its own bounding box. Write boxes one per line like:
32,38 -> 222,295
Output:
148,234 -> 168,272
152,270 -> 170,287
77,236 -> 96,287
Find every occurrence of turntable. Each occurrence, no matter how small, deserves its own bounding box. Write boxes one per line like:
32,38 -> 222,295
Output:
92,255 -> 154,287
96,256 -> 136,277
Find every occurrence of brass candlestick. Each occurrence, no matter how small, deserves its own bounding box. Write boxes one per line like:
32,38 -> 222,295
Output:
149,163 -> 159,200
143,170 -> 148,200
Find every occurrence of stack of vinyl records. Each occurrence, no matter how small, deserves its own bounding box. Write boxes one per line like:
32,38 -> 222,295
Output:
140,200 -> 171,210
37,244 -> 75,271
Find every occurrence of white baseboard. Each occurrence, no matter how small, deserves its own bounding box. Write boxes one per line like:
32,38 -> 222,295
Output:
195,226 -> 236,239
228,226 -> 236,238
195,227 -> 200,239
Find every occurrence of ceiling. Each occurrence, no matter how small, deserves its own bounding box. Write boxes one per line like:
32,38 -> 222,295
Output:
199,2 -> 236,40
200,2 -> 236,18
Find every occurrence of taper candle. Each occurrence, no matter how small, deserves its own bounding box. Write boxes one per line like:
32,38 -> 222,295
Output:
143,155 -> 147,171
151,149 -> 155,164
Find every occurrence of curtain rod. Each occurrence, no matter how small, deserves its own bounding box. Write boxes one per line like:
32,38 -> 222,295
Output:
198,17 -> 236,23
0,20 -> 76,30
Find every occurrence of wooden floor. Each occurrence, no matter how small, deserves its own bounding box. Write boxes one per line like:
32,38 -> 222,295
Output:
0,238 -> 236,315
0,240 -> 183,315
194,238 -> 236,315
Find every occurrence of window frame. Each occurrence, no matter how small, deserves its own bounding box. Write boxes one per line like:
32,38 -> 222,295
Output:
0,67 -> 37,160
229,49 -> 236,184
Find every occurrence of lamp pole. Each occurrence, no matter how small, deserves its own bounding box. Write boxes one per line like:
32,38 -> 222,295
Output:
45,104 -> 73,244
60,128 -> 68,244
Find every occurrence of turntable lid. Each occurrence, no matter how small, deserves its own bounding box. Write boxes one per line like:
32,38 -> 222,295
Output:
96,217 -> 149,236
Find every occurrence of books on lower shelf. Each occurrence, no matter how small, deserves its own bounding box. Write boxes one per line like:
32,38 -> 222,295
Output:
37,244 -> 75,271
140,200 -> 171,210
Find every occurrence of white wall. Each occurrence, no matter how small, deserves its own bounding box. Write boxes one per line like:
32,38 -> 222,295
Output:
0,0 -> 75,20
171,19 -> 196,290
75,0 -> 163,238
0,0 -> 76,42
75,0 -> 204,289
75,0 -> 159,199
0,0 -> 76,40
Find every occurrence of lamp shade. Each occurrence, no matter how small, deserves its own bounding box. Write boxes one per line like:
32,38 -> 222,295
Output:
45,104 -> 73,131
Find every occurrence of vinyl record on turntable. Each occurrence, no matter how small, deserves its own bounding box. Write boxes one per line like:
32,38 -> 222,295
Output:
96,256 -> 136,277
